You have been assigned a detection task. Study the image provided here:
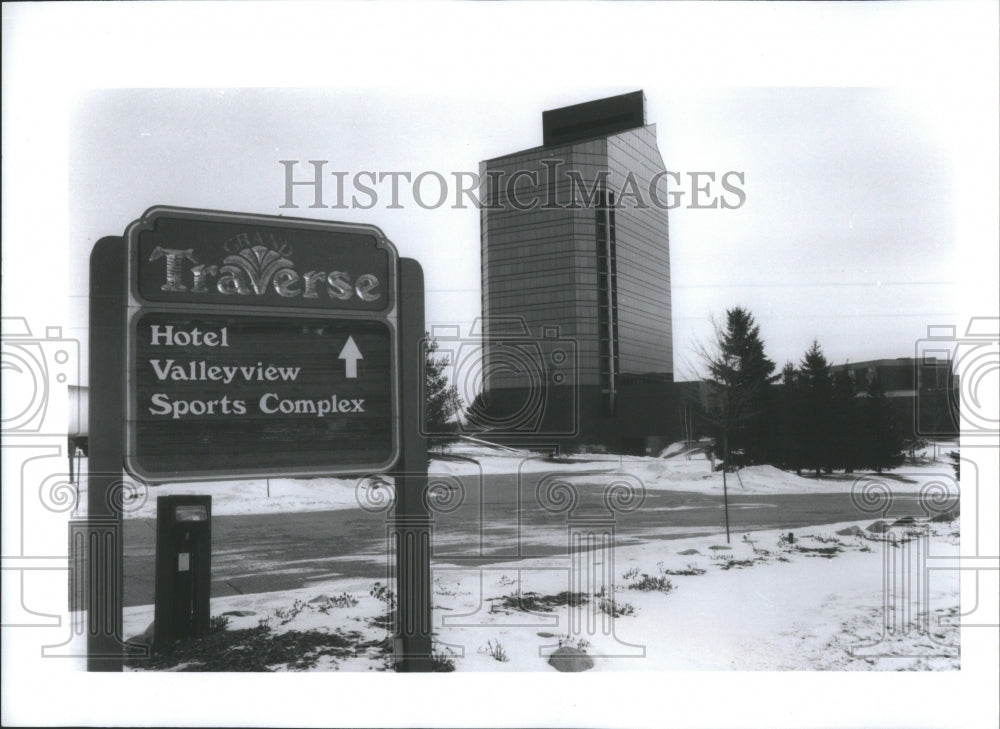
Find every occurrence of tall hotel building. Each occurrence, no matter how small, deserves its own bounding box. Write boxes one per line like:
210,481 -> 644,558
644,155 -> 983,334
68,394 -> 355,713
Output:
478,91 -> 677,453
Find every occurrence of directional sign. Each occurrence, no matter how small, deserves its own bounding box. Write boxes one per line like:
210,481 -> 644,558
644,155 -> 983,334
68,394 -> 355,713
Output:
88,210 -> 429,674
123,207 -> 400,482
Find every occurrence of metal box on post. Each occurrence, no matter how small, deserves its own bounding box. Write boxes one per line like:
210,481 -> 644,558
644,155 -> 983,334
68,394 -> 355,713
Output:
153,495 -> 211,648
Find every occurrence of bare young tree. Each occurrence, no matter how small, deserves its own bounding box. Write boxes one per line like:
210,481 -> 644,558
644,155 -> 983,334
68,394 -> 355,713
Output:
690,308 -> 777,542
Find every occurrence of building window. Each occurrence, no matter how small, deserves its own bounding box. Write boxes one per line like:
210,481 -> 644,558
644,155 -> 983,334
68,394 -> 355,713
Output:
596,185 -> 619,417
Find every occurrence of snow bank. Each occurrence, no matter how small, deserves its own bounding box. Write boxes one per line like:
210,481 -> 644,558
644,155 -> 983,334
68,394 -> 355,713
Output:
73,438 -> 960,521
659,439 -> 713,459
73,463 -> 393,519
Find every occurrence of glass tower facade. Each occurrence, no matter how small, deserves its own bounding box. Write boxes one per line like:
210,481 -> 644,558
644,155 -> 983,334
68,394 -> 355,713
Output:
479,91 -> 675,451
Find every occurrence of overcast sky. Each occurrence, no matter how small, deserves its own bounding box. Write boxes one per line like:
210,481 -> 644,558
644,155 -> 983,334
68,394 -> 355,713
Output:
2,2 -> 993,387
63,84 -> 970,384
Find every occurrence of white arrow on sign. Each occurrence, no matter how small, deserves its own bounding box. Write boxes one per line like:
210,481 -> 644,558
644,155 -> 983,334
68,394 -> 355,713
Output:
338,336 -> 363,379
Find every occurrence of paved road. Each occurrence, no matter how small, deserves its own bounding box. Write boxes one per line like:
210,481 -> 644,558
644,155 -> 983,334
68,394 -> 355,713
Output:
121,472 -> 953,607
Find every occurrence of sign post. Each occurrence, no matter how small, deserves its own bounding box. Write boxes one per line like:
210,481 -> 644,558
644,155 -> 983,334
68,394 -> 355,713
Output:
87,236 -> 129,671
394,258 -> 432,671
87,207 -> 430,670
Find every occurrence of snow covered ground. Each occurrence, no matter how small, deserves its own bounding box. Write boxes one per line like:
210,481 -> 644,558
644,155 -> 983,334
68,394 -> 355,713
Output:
107,438 -> 964,672
121,514 -> 961,671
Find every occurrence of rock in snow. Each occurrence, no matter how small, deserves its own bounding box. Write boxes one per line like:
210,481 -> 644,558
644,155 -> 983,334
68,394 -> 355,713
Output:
548,646 -> 594,672
125,620 -> 154,646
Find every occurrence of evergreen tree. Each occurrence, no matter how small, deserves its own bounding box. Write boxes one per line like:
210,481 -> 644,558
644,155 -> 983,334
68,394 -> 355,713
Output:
778,362 -> 803,472
860,376 -> 904,473
830,367 -> 859,472
798,341 -> 833,476
423,332 -> 463,442
695,307 -> 778,540
704,307 -> 778,465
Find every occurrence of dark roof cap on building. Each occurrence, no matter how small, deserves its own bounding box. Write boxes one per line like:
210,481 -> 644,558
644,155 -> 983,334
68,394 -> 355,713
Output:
542,90 -> 646,147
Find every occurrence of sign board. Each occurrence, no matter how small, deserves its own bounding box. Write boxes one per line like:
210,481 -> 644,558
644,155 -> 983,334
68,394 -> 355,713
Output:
123,207 -> 400,482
